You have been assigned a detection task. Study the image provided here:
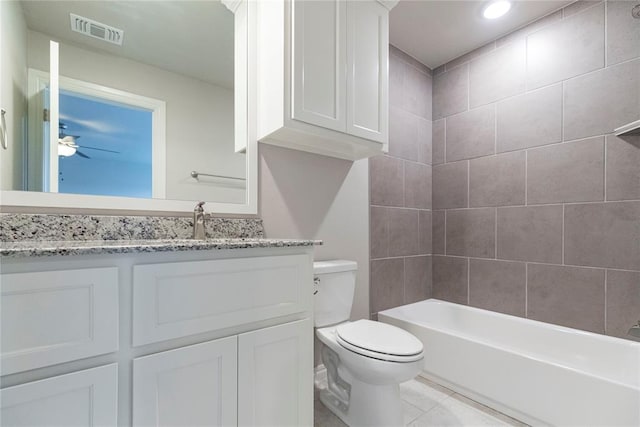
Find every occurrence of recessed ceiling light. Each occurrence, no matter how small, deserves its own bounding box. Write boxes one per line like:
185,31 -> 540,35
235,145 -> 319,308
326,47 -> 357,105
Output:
483,0 -> 512,19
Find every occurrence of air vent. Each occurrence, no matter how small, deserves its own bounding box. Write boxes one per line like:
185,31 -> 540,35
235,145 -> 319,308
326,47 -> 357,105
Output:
70,13 -> 124,46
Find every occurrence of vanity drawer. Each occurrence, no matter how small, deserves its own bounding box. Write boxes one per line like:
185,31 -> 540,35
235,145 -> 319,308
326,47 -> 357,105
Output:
132,254 -> 312,346
1,268 -> 119,375
0,364 -> 118,426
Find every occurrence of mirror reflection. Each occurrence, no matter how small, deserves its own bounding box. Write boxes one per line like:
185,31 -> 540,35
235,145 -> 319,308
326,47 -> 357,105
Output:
0,0 -> 246,204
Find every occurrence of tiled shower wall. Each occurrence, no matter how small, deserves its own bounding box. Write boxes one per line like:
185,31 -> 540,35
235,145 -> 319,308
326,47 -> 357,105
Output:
369,46 -> 433,319
431,0 -> 639,339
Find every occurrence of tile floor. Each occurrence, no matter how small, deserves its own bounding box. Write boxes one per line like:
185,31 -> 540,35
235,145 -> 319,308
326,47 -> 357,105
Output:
314,374 -> 528,427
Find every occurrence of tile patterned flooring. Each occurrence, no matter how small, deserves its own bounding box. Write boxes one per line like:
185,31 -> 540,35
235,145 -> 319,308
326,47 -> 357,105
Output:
314,375 -> 528,427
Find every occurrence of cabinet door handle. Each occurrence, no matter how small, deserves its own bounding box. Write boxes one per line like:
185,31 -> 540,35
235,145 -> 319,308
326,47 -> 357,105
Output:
0,109 -> 7,150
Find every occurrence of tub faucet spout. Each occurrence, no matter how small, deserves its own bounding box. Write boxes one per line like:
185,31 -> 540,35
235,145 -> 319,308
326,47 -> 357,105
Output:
627,321 -> 640,341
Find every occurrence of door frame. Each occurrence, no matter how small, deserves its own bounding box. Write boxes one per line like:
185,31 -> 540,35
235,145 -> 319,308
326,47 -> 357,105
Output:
27,68 -> 167,198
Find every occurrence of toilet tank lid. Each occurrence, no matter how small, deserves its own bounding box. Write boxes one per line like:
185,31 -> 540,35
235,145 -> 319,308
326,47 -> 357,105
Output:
313,260 -> 357,275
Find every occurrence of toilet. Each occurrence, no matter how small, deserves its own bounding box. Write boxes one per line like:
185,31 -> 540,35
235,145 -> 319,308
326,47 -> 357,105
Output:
314,260 -> 424,427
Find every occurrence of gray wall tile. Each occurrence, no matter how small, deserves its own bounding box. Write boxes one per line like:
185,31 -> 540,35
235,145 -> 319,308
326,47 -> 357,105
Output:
389,50 -> 432,119
527,137 -> 605,204
432,119 -> 445,165
389,106 -> 419,162
469,151 -> 526,207
388,208 -> 420,257
446,42 -> 496,70
433,256 -> 468,304
469,39 -> 526,108
606,269 -> 640,339
607,0 -> 640,66
497,205 -> 563,264
433,64 -> 468,119
433,161 -> 468,209
564,201 -> 640,271
405,256 -> 433,304
370,258 -> 405,313
469,259 -> 526,317
606,135 -> 640,201
562,0 -> 602,18
446,208 -> 496,258
404,162 -> 431,209
528,264 -> 605,333
497,84 -> 562,153
432,210 -> 445,255
419,210 -> 432,255
419,119 -> 433,165
527,3 -> 605,89
390,44 -> 432,75
370,155 -> 404,207
564,59 -> 640,141
496,10 -> 562,48
370,206 -> 388,259
446,105 -> 495,162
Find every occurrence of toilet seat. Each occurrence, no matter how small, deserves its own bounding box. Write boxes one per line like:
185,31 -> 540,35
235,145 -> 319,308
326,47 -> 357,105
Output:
335,320 -> 424,362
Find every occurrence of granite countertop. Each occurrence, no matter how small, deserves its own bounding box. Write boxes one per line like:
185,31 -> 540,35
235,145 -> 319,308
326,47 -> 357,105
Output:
0,238 -> 321,258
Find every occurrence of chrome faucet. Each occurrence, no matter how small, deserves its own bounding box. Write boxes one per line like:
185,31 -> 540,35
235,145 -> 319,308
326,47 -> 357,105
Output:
628,321 -> 640,341
193,201 -> 206,240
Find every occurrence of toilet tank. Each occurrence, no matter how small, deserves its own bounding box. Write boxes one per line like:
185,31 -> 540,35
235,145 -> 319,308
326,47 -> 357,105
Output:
313,260 -> 357,327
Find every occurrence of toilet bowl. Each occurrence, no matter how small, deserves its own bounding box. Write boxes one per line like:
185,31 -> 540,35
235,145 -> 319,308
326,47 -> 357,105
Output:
313,260 -> 424,427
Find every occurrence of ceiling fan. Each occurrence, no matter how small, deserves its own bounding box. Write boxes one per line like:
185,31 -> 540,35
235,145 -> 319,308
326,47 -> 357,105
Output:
58,122 -> 120,159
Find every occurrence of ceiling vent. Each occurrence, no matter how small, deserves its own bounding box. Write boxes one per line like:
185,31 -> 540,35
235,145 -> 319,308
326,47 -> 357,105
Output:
70,13 -> 124,46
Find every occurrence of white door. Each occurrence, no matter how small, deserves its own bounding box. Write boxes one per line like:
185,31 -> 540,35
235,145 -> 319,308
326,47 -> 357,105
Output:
291,0 -> 346,132
0,364 -> 118,427
238,318 -> 313,427
346,0 -> 388,143
133,336 -> 237,427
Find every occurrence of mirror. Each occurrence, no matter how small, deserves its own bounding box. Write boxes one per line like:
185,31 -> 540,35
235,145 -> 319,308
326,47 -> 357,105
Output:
0,0 -> 256,214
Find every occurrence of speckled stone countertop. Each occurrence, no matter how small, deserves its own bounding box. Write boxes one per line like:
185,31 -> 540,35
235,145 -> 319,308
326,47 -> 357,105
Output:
0,213 -> 320,258
0,238 -> 321,258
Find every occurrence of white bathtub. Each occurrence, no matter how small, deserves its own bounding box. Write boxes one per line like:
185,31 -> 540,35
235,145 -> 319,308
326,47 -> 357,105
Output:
379,299 -> 640,427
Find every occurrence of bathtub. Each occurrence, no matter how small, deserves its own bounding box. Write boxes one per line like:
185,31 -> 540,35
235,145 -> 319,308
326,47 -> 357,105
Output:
379,299 -> 640,427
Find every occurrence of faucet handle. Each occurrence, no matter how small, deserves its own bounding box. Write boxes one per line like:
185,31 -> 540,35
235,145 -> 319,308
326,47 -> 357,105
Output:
195,201 -> 205,212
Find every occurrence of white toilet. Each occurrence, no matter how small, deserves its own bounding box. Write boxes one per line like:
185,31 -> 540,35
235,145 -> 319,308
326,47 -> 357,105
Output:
314,260 -> 424,427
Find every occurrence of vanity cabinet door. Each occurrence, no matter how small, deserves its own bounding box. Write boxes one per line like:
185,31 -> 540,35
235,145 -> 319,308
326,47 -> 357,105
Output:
0,364 -> 118,427
132,336 -> 237,427
291,0 -> 347,132
238,318 -> 313,427
346,0 -> 389,144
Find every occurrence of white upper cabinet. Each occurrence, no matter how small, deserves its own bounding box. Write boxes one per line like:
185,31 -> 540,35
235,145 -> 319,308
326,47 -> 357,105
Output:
292,0 -> 346,132
346,0 -> 389,144
257,0 -> 396,161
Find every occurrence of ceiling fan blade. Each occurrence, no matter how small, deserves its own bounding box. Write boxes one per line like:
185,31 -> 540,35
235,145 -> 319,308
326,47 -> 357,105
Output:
75,151 -> 91,159
79,146 -> 120,154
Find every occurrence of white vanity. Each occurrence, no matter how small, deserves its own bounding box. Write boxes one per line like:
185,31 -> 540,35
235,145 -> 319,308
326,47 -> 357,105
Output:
0,241 -> 316,426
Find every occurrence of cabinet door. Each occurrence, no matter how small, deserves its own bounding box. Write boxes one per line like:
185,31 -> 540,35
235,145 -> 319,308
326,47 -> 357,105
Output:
1,364 -> 118,427
238,319 -> 313,427
291,0 -> 346,132
346,0 -> 389,143
133,337 -> 237,427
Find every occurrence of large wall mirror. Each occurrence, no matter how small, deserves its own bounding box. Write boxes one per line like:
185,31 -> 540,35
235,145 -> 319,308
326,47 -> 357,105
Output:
0,0 -> 257,214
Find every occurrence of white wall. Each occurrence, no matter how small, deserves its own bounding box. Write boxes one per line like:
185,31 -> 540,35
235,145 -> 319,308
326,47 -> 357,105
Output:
0,1 -> 28,192
26,30 -> 245,204
259,144 -> 370,364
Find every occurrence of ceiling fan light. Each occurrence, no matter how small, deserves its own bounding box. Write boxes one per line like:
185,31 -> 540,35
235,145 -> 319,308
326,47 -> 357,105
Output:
483,0 -> 512,19
58,142 -> 77,157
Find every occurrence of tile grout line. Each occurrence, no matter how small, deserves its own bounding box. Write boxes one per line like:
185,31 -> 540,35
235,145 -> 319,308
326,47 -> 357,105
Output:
525,150 -> 528,206
562,204 -> 565,265
604,268 -> 608,334
603,138 -> 607,201
467,257 -> 471,305
443,210 -> 447,255
525,263 -> 528,318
